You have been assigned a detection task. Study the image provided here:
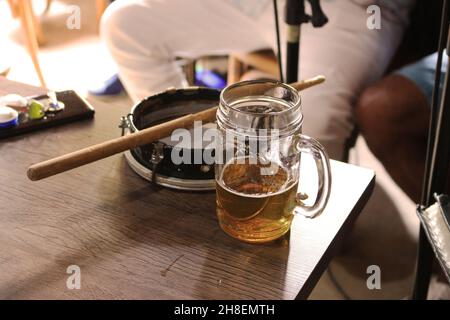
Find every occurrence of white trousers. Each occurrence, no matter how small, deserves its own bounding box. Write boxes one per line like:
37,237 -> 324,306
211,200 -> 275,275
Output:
101,0 -> 413,160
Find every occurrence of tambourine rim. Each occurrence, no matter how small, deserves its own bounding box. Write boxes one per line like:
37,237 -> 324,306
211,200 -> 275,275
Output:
129,86 -> 221,129
124,150 -> 215,191
124,86 -> 220,191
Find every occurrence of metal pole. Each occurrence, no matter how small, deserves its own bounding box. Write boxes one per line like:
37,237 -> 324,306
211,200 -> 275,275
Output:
284,0 -> 328,83
284,0 -> 307,83
273,0 -> 285,82
413,0 -> 450,300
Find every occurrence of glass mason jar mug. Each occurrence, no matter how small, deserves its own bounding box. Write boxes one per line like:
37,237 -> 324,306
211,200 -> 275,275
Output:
215,80 -> 332,243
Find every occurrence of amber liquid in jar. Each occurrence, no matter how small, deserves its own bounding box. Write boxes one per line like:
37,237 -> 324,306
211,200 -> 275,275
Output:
216,157 -> 298,243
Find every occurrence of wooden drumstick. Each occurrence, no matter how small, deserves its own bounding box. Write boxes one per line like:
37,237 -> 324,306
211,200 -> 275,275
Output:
291,75 -> 325,92
27,75 -> 325,181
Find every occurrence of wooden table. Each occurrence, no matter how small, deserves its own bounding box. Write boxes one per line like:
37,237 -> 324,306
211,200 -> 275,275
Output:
0,78 -> 375,300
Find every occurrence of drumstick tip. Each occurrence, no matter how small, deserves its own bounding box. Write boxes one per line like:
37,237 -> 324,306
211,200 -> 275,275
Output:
27,165 -> 41,181
315,75 -> 326,82
291,75 -> 326,91
309,75 -> 326,84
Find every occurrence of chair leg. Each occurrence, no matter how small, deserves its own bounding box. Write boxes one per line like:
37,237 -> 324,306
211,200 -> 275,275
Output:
233,52 -> 279,78
31,3 -> 46,46
11,0 -> 45,45
0,66 -> 11,77
44,0 -> 52,13
7,0 -> 19,18
227,55 -> 243,85
96,0 -> 109,29
18,0 -> 46,88
184,60 -> 196,86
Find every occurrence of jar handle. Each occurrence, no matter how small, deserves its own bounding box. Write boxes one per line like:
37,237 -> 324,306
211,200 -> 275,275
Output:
295,134 -> 332,218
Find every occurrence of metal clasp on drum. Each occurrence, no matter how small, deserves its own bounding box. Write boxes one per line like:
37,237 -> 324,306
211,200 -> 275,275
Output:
119,114 -> 134,136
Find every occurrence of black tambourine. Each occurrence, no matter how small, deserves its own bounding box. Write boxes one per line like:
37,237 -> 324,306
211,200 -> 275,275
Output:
121,87 -> 220,191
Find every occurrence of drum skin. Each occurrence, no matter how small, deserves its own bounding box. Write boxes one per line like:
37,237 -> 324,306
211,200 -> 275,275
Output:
125,87 -> 220,189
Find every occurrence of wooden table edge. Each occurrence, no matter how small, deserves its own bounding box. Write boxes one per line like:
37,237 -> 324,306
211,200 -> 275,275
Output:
295,172 -> 376,299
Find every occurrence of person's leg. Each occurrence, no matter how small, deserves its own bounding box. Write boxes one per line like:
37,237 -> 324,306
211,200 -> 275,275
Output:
356,74 -> 430,202
101,0 -> 414,160
357,51 -> 450,202
101,0 -> 275,102
298,0 -> 414,160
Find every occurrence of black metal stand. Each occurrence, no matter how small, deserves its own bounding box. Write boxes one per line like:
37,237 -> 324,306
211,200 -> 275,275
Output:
284,0 -> 327,83
413,0 -> 450,300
